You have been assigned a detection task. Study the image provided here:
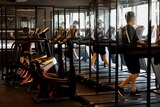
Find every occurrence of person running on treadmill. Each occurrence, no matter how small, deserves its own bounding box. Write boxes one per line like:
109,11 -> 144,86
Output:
53,22 -> 66,59
118,11 -> 145,97
91,19 -> 115,71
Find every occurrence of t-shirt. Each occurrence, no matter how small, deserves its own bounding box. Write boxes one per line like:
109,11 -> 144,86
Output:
20,34 -> 31,54
94,28 -> 105,40
59,30 -> 67,42
122,25 -> 139,44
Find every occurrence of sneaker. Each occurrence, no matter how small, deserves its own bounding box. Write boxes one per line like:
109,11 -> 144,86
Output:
77,56 -> 83,60
91,66 -> 96,72
111,64 -> 116,69
130,90 -> 141,96
118,86 -> 126,97
105,64 -> 116,69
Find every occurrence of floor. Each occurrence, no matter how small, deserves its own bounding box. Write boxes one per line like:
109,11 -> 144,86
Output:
0,81 -> 83,107
0,80 -> 160,107
0,60 -> 160,107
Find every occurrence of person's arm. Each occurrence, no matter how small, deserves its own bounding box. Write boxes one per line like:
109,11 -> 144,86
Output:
29,43 -> 32,53
136,39 -> 145,45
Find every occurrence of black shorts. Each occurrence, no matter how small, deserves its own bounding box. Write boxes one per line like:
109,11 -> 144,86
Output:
93,45 -> 106,56
123,54 -> 140,74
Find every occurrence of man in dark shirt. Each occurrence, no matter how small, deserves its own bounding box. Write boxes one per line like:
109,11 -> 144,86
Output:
118,12 -> 145,97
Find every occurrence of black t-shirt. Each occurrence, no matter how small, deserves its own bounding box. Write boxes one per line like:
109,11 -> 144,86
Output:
122,25 -> 139,44
20,34 -> 31,54
59,30 -> 67,42
94,28 -> 105,40
122,25 -> 140,74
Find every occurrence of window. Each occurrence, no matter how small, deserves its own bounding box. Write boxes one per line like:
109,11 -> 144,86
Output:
137,4 -> 148,35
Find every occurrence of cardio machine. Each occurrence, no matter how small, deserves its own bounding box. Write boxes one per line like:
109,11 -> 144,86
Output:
27,28 -> 77,102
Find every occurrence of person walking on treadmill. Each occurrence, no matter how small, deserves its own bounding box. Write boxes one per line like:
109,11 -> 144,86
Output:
68,20 -> 83,60
56,21 -> 83,60
118,11 -> 145,97
91,19 -> 115,71
19,27 -> 32,84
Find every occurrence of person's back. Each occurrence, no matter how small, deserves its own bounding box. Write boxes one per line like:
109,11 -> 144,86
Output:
122,25 -> 139,44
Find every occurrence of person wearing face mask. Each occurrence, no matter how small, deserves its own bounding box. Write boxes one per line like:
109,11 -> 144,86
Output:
117,11 -> 145,97
91,19 -> 115,71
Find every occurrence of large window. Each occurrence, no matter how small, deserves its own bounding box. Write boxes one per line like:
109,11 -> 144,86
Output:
137,4 -> 148,35
111,7 -> 132,28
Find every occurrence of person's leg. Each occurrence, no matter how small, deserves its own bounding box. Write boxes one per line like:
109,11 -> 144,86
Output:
102,54 -> 115,68
102,54 -> 109,65
73,48 -> 78,59
131,79 -> 136,92
118,73 -> 139,97
91,53 -> 97,66
91,53 -> 97,71
62,52 -> 65,60
73,48 -> 83,60
119,73 -> 139,88
130,73 -> 142,96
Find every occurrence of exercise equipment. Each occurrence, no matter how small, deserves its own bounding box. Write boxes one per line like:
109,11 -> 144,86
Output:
136,25 -> 145,38
109,43 -> 160,57
4,27 -> 58,86
24,28 -> 77,102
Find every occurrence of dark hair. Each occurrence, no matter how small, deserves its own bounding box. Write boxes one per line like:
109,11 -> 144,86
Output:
73,20 -> 79,25
125,11 -> 135,22
60,22 -> 65,26
97,19 -> 103,26
22,27 -> 29,32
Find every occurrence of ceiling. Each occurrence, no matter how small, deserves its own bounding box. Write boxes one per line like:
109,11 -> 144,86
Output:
0,0 -> 157,7
0,0 -> 92,6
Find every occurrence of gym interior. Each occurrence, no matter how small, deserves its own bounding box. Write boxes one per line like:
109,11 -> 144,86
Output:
0,0 -> 160,107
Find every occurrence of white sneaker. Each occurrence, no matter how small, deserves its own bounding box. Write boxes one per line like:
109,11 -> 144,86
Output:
76,56 -> 83,60
105,63 -> 116,69
111,64 -> 116,69
91,66 -> 96,72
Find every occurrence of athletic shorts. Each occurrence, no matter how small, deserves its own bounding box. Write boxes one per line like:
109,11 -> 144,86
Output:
93,45 -> 106,56
123,54 -> 140,74
54,47 -> 64,55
